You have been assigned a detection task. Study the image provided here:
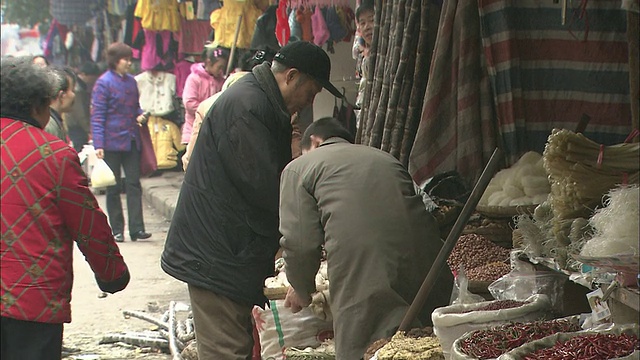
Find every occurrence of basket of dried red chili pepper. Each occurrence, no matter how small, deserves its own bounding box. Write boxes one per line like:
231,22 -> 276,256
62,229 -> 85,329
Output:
450,317 -> 581,360
498,323 -> 639,360
431,295 -> 553,359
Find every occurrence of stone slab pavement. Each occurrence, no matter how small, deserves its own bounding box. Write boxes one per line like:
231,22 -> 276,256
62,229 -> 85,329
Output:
140,170 -> 184,221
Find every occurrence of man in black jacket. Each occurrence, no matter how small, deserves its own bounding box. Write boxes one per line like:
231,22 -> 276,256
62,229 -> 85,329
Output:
161,41 -> 343,359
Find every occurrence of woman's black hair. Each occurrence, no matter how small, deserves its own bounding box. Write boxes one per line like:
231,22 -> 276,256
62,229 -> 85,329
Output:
356,0 -> 375,20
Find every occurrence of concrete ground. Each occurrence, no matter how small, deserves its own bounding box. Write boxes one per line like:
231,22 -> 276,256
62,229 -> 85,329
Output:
63,171 -> 188,359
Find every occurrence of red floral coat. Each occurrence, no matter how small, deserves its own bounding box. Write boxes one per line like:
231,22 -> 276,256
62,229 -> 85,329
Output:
1,117 -> 130,324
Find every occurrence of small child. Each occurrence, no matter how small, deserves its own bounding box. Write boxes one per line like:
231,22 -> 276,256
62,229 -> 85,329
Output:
355,0 -> 375,117
181,46 -> 229,144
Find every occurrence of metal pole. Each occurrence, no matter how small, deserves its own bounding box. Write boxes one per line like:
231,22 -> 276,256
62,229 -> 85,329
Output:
398,147 -> 504,331
226,15 -> 243,77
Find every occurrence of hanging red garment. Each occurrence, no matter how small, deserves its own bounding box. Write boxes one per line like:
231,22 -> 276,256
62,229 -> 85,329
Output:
296,7 -> 313,42
275,1 -> 290,47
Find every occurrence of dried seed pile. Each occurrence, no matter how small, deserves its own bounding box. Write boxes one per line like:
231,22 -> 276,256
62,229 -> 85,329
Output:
447,234 -> 510,274
465,262 -> 511,282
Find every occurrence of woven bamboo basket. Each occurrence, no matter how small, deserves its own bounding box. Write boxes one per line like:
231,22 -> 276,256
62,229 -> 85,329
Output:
476,204 -> 537,218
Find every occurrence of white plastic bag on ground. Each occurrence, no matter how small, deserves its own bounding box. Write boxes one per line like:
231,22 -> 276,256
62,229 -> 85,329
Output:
90,158 -> 116,188
431,294 -> 552,359
252,300 -> 334,360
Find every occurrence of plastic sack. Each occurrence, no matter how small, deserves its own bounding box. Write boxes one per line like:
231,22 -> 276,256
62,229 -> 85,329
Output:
90,159 -> 116,188
252,300 -> 334,360
450,315 -> 581,360
431,294 -> 552,359
488,270 -> 566,313
498,323 -> 639,360
450,267 -> 485,305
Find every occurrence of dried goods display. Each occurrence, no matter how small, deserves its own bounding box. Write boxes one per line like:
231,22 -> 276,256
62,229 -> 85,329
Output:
478,151 -> 550,207
455,318 -> 580,359
364,328 -> 435,360
447,234 -> 510,273
579,185 -> 639,258
543,129 -> 639,246
285,339 -> 335,360
466,262 -> 511,283
522,333 -> 639,360
376,333 -> 444,360
458,300 -> 527,314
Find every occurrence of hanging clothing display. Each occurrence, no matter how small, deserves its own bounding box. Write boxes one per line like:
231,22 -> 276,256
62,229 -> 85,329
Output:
275,0 -> 290,46
174,59 -> 194,98
177,19 -> 212,55
251,4 -> 279,52
135,0 -> 182,32
50,0 -> 96,26
311,5 -> 330,46
123,2 -> 143,47
296,6 -> 313,42
43,19 -> 69,65
197,0 -> 222,20
108,0 -> 136,16
135,71 -> 177,117
288,7 -> 302,41
133,30 -> 178,71
210,0 -> 263,49
146,116 -> 186,170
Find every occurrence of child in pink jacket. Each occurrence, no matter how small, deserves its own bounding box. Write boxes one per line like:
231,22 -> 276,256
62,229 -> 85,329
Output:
181,47 -> 228,144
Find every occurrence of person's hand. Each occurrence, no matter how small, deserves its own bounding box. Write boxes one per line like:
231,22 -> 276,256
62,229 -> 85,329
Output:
95,149 -> 104,159
181,153 -> 189,172
283,286 -> 311,314
136,114 -> 147,125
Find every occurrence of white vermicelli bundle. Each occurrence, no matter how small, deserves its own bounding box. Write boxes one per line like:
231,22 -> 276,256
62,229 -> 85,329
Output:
580,185 -> 639,257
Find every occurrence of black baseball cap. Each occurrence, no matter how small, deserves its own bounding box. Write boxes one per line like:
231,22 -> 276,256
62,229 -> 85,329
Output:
274,41 -> 343,99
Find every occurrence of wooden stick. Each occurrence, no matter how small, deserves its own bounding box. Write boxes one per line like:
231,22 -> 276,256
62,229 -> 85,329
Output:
226,15 -> 243,77
100,332 -> 169,348
122,310 -> 168,330
168,301 -> 183,360
398,148 -> 503,331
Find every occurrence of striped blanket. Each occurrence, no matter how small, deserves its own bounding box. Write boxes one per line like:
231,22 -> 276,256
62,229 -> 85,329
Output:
410,0 -> 633,185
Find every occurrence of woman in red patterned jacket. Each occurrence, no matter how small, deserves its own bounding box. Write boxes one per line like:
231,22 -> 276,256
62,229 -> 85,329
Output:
0,57 -> 130,360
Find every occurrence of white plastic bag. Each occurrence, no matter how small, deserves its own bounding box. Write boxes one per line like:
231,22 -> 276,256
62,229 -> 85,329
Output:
90,159 -> 116,188
431,294 -> 552,359
252,300 -> 334,360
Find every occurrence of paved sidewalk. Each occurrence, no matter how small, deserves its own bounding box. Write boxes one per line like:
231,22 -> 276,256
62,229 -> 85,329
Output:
140,171 -> 184,220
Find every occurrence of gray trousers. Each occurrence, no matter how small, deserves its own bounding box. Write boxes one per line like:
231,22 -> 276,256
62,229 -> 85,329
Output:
188,285 -> 254,360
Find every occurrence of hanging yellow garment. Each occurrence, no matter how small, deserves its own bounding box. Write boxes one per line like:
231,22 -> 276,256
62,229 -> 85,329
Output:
210,0 -> 262,49
135,0 -> 181,32
148,116 -> 186,170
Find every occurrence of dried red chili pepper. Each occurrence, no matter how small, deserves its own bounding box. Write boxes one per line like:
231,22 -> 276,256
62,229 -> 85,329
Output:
523,333 -> 639,360
459,319 -> 581,359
